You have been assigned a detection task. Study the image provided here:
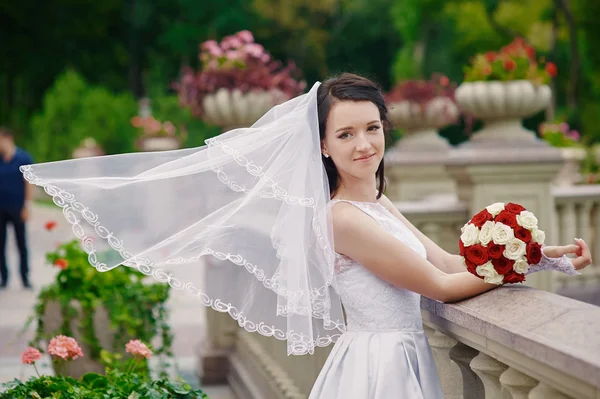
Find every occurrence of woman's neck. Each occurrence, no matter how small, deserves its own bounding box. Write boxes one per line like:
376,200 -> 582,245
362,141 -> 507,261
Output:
332,176 -> 378,203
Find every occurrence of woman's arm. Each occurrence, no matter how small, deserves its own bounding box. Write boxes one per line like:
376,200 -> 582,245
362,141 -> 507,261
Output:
378,194 -> 464,274
332,202 -> 497,303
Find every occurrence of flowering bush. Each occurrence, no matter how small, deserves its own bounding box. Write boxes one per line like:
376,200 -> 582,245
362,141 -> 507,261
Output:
0,338 -> 208,399
175,30 -> 305,117
464,38 -> 557,85
385,73 -> 456,106
539,122 -> 581,148
25,226 -> 173,378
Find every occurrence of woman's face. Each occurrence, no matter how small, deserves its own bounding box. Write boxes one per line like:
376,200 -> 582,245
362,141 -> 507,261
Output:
321,100 -> 385,182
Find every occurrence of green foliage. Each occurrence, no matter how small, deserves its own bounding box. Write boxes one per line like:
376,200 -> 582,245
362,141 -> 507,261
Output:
30,69 -> 138,162
0,371 -> 208,399
26,239 -> 173,367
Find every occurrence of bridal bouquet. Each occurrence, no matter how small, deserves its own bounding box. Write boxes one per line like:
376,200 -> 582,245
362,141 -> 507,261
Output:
459,203 -> 545,284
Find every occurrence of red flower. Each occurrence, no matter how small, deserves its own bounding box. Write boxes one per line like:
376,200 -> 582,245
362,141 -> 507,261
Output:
488,243 -> 506,259
45,221 -> 57,231
545,62 -> 558,77
505,203 -> 526,214
470,209 -> 493,228
483,65 -> 492,76
465,258 -> 478,275
465,244 -> 489,266
495,210 -> 518,228
484,52 -> 496,62
54,259 -> 68,270
515,227 -> 532,243
504,59 -> 517,71
459,239 -> 465,256
503,270 -> 526,284
526,242 -> 543,265
492,256 -> 515,275
439,76 -> 450,87
525,46 -> 536,61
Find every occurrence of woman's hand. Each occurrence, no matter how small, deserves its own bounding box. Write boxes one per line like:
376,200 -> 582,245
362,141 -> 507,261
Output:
542,238 -> 592,271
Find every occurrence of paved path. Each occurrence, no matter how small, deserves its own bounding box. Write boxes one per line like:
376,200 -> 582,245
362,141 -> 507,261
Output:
0,203 -> 234,398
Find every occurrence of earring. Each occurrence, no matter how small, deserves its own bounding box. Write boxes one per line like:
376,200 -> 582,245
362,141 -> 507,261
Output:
323,153 -> 329,158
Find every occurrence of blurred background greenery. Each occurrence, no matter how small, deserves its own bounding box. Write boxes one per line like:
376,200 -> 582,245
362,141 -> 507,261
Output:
1,0 -> 599,162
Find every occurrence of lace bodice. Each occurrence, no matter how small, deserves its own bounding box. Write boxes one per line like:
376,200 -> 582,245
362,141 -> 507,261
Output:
329,200 -> 427,333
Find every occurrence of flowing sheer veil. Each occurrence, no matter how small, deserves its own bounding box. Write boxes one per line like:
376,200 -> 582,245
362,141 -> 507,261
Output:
20,82 -> 346,355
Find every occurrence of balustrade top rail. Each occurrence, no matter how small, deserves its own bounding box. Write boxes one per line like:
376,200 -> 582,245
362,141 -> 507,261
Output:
553,184 -> 600,201
421,286 -> 600,391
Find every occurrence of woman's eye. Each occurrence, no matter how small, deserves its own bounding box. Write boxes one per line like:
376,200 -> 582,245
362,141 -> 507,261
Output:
368,125 -> 381,131
338,132 -> 351,139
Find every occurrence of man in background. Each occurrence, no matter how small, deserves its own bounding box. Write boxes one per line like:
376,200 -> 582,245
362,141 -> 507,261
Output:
0,127 -> 34,289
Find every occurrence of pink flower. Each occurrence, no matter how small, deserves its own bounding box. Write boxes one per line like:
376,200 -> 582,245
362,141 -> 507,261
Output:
569,130 -> 580,141
221,35 -> 242,50
237,30 -> 254,43
48,335 -> 84,360
201,40 -> 219,52
21,347 -> 41,365
243,43 -> 265,58
225,50 -> 243,61
125,339 -> 152,359
559,122 -> 569,134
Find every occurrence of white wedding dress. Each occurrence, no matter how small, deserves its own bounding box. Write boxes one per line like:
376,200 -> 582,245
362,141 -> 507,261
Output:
309,199 -> 444,399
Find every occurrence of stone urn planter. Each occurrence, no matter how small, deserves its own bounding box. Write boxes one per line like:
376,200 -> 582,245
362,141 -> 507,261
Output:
202,88 -> 289,131
455,80 -> 552,144
388,96 -> 459,151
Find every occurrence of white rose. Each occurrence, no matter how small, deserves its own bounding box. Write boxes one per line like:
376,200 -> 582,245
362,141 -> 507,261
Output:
531,229 -> 545,245
513,258 -> 530,274
460,224 -> 480,247
478,221 -> 495,246
517,211 -> 538,230
503,238 -> 527,260
476,261 -> 505,285
486,202 -> 505,217
491,222 -> 514,245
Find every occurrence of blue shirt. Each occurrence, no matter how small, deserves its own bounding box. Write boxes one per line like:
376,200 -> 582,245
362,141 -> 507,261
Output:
0,148 -> 34,211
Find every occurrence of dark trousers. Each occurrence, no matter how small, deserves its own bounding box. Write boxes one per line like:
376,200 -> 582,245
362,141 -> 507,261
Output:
0,209 -> 29,286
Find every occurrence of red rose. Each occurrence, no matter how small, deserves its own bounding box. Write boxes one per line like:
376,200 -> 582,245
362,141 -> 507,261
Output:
54,259 -> 68,270
470,209 -> 493,228
515,227 -> 532,243
503,271 -> 526,284
545,62 -> 557,77
504,59 -> 517,71
488,243 -> 506,259
465,258 -> 478,275
505,203 -> 526,214
495,210 -> 518,228
465,244 -> 489,266
492,256 -> 515,275
459,240 -> 465,256
526,242 -> 543,265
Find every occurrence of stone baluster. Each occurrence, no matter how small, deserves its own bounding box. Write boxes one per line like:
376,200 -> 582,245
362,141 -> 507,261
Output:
499,367 -> 538,399
559,202 -> 577,246
470,352 -> 511,399
528,382 -> 573,399
448,342 -> 484,399
421,222 -> 442,245
576,200 -> 593,244
424,326 -> 463,399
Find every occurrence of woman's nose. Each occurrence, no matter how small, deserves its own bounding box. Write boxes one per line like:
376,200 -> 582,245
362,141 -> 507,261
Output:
355,134 -> 371,151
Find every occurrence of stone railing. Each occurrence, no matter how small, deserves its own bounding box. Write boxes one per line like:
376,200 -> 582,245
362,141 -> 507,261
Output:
421,286 -> 600,399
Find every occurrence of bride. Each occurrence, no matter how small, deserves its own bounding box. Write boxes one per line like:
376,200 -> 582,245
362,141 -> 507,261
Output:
21,72 -> 591,399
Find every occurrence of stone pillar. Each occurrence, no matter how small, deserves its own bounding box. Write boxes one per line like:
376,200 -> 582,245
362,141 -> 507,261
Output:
449,342 -> 484,399
385,147 -> 456,202
424,326 -> 463,399
470,352 -> 510,399
528,382 -> 573,399
446,137 -> 564,292
500,366 -> 538,399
